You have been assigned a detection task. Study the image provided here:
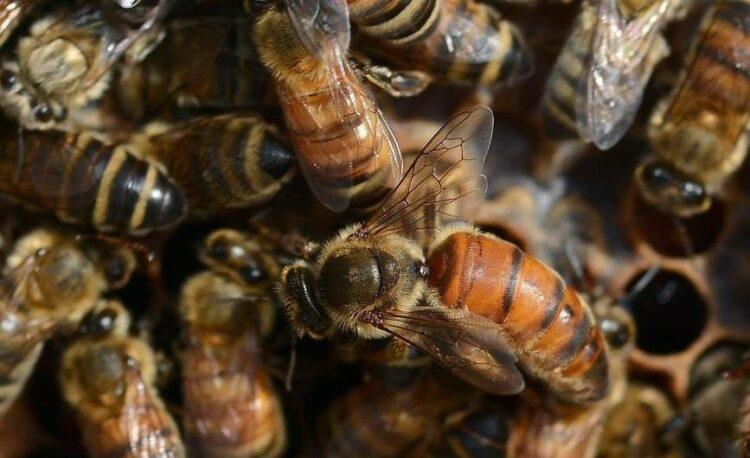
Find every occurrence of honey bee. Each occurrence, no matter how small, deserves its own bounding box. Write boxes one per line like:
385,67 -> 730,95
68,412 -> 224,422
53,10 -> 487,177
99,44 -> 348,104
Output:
0,3 -> 152,132
681,344 -> 749,456
599,382 -> 678,457
348,0 -> 534,87
136,114 -> 295,216
425,403 -> 511,457
60,332 -> 186,458
636,0 -> 750,217
113,16 -> 271,121
180,270 -> 287,458
0,124 -> 187,235
199,229 -> 281,335
541,0 -> 672,149
318,367 -> 471,457
254,0 -> 403,212
276,106 -> 609,404
0,228 -> 109,416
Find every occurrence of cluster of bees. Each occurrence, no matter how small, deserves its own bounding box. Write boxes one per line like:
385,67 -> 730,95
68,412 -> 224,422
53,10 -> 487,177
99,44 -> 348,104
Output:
0,0 -> 748,456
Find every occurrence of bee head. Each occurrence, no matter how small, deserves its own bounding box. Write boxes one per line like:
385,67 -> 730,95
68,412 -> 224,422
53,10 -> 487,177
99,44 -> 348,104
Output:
636,161 -> 710,217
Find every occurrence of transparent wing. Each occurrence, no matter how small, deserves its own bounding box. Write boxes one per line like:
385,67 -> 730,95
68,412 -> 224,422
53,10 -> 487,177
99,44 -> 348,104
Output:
365,306 -> 524,395
0,252 -> 57,353
355,106 -> 493,243
658,1 -> 750,152
285,0 -> 350,61
11,131 -> 102,210
120,361 -> 182,457
0,0 -> 43,48
576,0 -> 671,149
183,328 -> 260,445
282,0 -> 401,212
420,2 -> 530,81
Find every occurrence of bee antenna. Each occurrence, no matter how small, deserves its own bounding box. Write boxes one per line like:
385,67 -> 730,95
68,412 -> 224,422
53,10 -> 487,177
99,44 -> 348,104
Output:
285,332 -> 297,392
621,264 -> 661,304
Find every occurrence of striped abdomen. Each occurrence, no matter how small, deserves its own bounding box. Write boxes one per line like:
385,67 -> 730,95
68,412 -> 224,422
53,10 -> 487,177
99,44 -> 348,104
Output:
649,0 -> 750,184
278,66 -> 400,211
427,230 -> 608,404
146,115 -> 295,216
115,19 -> 268,120
183,337 -> 286,458
348,0 -> 532,85
81,392 -> 185,458
540,7 -> 592,140
0,129 -> 186,234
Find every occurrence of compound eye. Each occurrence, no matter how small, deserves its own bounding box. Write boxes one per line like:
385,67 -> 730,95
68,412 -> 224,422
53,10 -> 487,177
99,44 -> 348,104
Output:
94,307 -> 119,335
600,316 -> 632,349
240,262 -> 267,283
209,242 -> 230,262
641,163 -> 672,191
105,256 -> 127,285
33,103 -> 53,123
0,70 -> 16,90
680,181 -> 707,207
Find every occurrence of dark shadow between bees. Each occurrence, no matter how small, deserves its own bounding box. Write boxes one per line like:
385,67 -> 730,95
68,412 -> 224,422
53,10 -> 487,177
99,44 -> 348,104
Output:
625,269 -> 708,355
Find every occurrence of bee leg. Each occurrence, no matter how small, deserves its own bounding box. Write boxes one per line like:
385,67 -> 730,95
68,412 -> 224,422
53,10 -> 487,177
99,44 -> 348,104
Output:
277,262 -> 331,339
352,52 -> 432,98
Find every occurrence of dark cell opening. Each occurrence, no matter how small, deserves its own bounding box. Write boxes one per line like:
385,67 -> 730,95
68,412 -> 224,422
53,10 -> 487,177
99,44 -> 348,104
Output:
633,194 -> 726,257
624,269 -> 707,354
478,224 -> 528,252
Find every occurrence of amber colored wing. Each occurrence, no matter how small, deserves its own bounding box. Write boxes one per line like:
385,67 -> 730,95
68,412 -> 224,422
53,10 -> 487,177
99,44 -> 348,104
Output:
365,306 -> 524,395
282,0 -> 402,212
118,360 -> 183,457
183,328 -> 261,446
659,0 -> 750,150
355,106 -> 493,244
576,0 -> 671,150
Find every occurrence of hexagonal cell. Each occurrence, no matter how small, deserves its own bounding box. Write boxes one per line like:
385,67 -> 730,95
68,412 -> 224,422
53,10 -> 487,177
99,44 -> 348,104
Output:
625,269 -> 708,355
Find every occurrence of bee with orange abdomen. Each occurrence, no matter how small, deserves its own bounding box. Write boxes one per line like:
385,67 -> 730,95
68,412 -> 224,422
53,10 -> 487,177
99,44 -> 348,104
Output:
137,114 -> 295,217
0,123 -> 186,235
253,0 -> 403,212
60,327 -> 186,458
180,271 -> 287,458
0,228 -> 112,416
347,0 -> 534,87
636,0 -> 750,217
276,106 -> 609,404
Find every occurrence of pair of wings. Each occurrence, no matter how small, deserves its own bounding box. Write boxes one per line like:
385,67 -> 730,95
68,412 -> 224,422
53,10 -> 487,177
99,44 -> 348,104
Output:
182,328 -> 267,445
349,107 -> 523,395
91,358 -> 183,458
282,0 -> 403,212
285,0 -> 519,393
576,0 -> 672,150
0,250 -> 59,354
